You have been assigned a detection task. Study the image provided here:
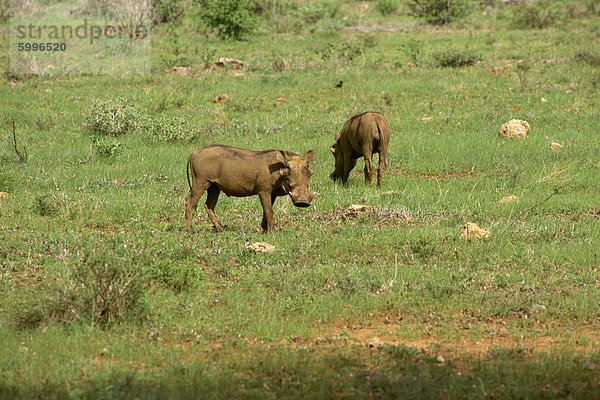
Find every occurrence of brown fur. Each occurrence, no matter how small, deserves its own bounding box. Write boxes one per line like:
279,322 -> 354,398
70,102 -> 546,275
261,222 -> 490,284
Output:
185,145 -> 315,232
330,112 -> 391,188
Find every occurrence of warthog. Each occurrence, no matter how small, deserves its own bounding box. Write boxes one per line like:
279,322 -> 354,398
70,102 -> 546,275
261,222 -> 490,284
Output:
330,112 -> 390,188
185,145 -> 316,232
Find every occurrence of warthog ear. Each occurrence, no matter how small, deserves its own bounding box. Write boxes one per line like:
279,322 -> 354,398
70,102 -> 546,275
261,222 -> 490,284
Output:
334,131 -> 341,142
330,147 -> 335,155
303,149 -> 316,162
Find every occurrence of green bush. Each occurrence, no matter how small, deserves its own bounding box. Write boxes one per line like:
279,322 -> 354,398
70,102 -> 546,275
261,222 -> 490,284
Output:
85,97 -> 145,137
512,0 -> 561,29
9,242 -> 149,329
377,0 -> 400,16
90,136 -> 123,158
200,0 -> 260,40
432,48 -> 481,67
399,37 -> 423,66
153,0 -> 188,25
408,0 -> 473,25
298,1 -> 338,23
146,115 -> 199,142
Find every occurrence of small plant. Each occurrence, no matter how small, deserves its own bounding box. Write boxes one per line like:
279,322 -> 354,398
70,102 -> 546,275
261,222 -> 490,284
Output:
432,48 -> 481,67
408,0 -> 473,25
574,50 -> 600,66
377,0 -> 400,16
200,46 -> 217,69
399,38 -> 423,66
515,60 -> 531,91
91,136 -> 123,158
85,97 -> 145,137
512,0 -> 561,29
322,42 -> 364,63
33,194 -> 59,217
201,0 -> 260,41
384,344 -> 419,359
0,121 -> 27,163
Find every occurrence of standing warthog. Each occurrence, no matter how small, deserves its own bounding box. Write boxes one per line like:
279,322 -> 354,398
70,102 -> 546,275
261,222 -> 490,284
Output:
330,112 -> 390,188
185,145 -> 316,232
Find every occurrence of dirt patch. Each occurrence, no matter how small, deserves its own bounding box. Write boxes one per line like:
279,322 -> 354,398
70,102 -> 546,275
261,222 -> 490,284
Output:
324,315 -> 600,358
389,167 -> 481,180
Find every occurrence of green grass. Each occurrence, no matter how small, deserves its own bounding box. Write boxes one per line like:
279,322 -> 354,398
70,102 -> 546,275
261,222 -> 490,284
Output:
1,2 -> 600,398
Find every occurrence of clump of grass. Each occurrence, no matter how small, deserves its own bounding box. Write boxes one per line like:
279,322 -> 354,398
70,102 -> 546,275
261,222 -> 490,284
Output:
432,48 -> 481,67
33,194 -> 60,217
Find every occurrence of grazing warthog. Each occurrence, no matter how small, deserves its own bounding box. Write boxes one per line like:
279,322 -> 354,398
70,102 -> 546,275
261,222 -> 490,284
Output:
330,112 -> 390,188
185,145 -> 316,232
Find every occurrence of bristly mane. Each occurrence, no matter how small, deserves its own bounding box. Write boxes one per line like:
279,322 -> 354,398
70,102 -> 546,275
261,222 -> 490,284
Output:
207,145 -> 299,157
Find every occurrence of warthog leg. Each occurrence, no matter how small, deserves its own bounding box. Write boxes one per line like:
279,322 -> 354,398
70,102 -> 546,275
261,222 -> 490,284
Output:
205,185 -> 223,232
362,145 -> 374,186
185,181 -> 210,232
258,191 -> 275,232
377,147 -> 388,188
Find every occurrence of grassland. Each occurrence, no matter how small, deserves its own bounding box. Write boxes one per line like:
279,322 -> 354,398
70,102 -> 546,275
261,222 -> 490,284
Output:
1,1 -> 600,398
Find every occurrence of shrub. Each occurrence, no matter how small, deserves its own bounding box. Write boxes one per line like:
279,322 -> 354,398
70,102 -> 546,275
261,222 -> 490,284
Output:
9,241 -> 149,329
298,1 -> 338,23
153,0 -> 188,25
574,50 -> 600,66
321,41 -> 365,63
85,97 -> 145,137
90,136 -> 123,158
377,0 -> 400,16
408,0 -> 473,25
432,48 -> 481,67
200,0 -> 260,40
399,37 -> 423,66
146,115 -> 198,142
512,0 -> 561,29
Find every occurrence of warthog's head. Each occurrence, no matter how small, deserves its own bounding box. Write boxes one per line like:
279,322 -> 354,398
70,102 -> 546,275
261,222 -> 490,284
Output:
280,149 -> 316,207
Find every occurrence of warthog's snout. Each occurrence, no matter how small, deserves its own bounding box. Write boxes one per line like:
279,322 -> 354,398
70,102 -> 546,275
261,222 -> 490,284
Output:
290,188 -> 314,208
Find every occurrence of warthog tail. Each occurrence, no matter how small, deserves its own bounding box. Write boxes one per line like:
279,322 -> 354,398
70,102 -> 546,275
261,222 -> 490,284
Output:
186,156 -> 192,192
